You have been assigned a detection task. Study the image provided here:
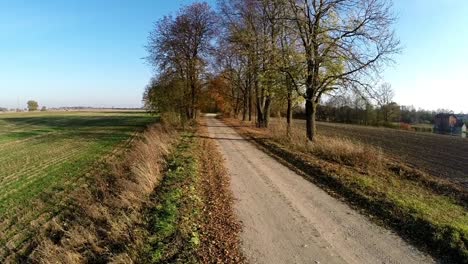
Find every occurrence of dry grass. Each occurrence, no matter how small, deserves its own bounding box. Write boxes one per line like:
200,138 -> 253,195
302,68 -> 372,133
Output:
268,120 -> 383,169
27,123 -> 177,263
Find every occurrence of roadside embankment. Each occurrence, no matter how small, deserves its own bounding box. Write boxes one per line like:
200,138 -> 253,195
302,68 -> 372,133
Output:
27,123 -> 176,263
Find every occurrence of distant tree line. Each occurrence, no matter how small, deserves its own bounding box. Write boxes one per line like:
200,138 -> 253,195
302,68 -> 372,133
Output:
314,97 -> 438,126
399,106 -> 441,124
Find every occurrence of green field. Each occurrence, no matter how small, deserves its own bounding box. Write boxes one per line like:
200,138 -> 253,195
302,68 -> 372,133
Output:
0,111 -> 155,258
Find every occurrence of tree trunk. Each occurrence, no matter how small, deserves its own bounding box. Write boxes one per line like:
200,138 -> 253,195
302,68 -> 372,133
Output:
190,81 -> 196,119
286,94 -> 292,137
186,107 -> 191,121
248,88 -> 253,121
263,96 -> 271,128
305,99 -> 317,141
242,92 -> 247,121
256,99 -> 264,127
384,107 -> 389,123
233,96 -> 239,118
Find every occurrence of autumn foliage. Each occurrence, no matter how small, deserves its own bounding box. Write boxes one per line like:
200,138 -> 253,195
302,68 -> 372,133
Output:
200,75 -> 233,115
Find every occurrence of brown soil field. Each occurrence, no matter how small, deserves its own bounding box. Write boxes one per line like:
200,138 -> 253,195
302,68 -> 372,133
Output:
293,120 -> 468,187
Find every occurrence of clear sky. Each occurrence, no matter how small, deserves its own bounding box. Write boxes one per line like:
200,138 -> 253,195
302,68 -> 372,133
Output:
0,0 -> 467,112
0,0 -> 214,109
384,0 -> 468,113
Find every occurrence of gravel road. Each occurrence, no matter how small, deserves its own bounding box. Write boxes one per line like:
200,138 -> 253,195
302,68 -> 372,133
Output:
205,116 -> 434,264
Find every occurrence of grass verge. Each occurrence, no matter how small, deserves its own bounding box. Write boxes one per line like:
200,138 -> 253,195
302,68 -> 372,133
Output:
143,124 -> 244,263
224,117 -> 468,263
25,123 -> 176,263
143,133 -> 202,263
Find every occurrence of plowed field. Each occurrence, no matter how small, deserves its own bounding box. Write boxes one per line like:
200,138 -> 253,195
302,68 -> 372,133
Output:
292,120 -> 468,187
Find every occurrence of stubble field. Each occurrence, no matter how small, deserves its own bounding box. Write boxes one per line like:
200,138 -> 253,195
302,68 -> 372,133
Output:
0,111 -> 154,260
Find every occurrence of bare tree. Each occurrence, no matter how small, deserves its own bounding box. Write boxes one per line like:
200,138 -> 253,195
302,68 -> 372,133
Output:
283,0 -> 400,140
375,82 -> 394,106
374,82 -> 397,123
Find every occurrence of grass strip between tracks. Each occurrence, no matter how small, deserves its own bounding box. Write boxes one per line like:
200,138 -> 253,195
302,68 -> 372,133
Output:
143,126 -> 244,263
144,133 -> 202,263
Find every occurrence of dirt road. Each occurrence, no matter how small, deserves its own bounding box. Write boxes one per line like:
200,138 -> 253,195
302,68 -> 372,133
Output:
205,116 -> 434,264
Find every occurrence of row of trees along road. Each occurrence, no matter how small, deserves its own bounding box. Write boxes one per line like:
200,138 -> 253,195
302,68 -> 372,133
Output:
144,0 -> 400,141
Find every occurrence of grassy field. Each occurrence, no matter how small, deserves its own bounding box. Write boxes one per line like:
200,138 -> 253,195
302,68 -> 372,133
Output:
0,111 -> 155,260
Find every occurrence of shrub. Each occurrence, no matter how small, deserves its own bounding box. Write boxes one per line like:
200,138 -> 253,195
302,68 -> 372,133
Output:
400,123 -> 412,131
269,121 -> 383,169
160,112 -> 182,127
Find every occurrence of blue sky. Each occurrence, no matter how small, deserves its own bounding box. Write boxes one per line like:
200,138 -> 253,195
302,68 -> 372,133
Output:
385,0 -> 468,113
0,0 -> 214,109
0,0 -> 467,112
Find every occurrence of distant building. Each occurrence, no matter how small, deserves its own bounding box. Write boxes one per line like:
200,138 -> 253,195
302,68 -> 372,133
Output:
455,114 -> 468,123
434,114 -> 466,138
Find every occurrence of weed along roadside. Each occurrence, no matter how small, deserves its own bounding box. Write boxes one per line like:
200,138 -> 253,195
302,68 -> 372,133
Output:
143,133 -> 202,263
223,117 -> 468,263
142,126 -> 244,263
